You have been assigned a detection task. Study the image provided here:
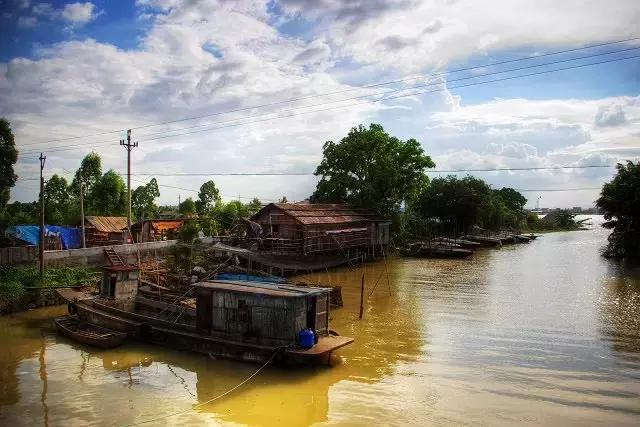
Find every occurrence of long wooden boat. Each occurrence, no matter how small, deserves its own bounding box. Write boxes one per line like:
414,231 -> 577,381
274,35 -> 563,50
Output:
55,315 -> 127,349
401,242 -> 473,259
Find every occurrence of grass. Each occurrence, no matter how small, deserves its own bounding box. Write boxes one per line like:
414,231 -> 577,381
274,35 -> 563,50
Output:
0,266 -> 100,305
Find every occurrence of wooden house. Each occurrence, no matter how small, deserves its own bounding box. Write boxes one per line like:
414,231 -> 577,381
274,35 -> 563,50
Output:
130,219 -> 184,243
193,280 -> 330,347
84,216 -> 129,246
250,203 -> 391,254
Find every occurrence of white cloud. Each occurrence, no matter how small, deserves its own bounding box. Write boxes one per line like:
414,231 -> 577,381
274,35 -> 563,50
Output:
2,0 -> 639,209
61,2 -> 96,24
279,0 -> 640,72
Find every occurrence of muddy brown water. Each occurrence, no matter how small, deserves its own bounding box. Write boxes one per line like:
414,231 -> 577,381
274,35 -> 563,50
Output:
1,216 -> 639,426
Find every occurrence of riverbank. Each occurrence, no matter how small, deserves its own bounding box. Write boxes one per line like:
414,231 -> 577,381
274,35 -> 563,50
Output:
0,266 -> 99,314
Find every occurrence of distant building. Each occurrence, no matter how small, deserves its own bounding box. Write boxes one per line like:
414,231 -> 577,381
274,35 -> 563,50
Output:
129,219 -> 185,242
84,216 -> 129,246
250,202 -> 390,255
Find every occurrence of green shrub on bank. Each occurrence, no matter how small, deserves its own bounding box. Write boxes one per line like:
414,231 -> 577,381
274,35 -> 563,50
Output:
0,280 -> 25,304
0,266 -> 99,289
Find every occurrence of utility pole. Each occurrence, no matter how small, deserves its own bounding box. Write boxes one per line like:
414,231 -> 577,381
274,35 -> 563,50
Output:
120,129 -> 138,242
39,153 -> 46,280
80,182 -> 86,248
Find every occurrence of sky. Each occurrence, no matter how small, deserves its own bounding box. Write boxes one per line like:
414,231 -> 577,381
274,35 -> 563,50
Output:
1,0 -> 639,208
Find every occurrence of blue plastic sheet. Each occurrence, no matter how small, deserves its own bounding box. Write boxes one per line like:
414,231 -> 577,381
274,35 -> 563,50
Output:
5,225 -> 82,249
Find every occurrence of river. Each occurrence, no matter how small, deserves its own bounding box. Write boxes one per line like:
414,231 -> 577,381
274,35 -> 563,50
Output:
1,216 -> 639,426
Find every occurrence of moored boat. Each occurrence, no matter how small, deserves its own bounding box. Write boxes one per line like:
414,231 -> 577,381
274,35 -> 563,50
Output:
55,315 -> 127,349
71,264 -> 354,366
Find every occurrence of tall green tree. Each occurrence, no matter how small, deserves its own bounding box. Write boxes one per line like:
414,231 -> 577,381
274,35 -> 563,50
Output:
312,123 -> 435,215
416,175 -> 494,234
195,180 -> 221,215
596,161 -> 640,258
0,119 -> 18,213
246,197 -> 262,215
179,197 -> 197,217
44,174 -> 71,224
91,170 -> 127,216
493,187 -> 527,213
132,178 -> 160,220
219,200 -> 250,232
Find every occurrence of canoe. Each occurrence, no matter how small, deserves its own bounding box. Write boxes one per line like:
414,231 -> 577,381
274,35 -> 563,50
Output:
55,316 -> 127,349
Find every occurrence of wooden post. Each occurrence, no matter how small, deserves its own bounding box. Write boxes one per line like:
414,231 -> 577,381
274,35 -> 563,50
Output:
79,182 -> 86,248
359,273 -> 365,319
38,153 -> 46,280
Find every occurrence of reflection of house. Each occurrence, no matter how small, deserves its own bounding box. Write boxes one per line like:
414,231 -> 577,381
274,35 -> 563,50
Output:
84,216 -> 129,246
250,203 -> 390,254
130,219 -> 184,243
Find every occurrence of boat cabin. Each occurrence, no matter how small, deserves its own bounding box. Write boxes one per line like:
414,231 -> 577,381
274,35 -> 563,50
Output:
100,265 -> 139,301
192,280 -> 330,347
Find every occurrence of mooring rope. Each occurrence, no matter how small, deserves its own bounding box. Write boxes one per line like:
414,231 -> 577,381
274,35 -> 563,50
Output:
122,348 -> 281,426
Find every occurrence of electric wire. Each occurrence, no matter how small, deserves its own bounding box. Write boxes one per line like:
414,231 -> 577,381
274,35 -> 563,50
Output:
18,38 -> 640,148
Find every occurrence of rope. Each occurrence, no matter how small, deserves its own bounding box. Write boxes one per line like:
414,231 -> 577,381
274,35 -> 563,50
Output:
122,348 -> 282,426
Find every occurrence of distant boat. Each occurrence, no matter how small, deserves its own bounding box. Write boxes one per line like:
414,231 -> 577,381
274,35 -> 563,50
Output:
55,316 -> 127,349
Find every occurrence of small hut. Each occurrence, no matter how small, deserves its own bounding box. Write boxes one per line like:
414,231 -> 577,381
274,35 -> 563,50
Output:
84,216 -> 129,246
100,265 -> 139,300
130,219 -> 184,243
193,280 -> 330,347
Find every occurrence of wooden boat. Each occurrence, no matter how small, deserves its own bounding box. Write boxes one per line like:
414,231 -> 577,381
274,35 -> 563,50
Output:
401,242 -> 473,259
462,235 -> 503,247
55,316 -> 127,349
433,237 -> 481,249
73,276 -> 354,366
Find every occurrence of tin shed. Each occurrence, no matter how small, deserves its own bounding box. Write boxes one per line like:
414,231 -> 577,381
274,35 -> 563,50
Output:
193,280 -> 330,347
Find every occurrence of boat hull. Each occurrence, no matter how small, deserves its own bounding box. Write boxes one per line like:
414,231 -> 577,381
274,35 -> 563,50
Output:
77,300 -> 353,366
55,316 -> 127,349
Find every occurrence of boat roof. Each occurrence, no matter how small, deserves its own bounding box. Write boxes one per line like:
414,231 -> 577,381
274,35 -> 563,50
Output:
192,279 -> 329,298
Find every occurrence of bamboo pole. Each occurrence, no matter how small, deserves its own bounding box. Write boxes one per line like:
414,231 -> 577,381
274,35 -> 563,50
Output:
359,273 -> 365,320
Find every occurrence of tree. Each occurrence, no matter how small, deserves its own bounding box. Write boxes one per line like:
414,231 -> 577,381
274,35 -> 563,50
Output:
132,178 -> 160,220
246,198 -> 262,215
0,119 -> 18,213
493,187 -> 527,213
416,175 -> 494,234
312,123 -> 435,215
596,161 -> 640,258
219,200 -> 249,233
91,170 -> 127,216
195,180 -> 221,215
179,197 -> 197,217
44,174 -> 71,224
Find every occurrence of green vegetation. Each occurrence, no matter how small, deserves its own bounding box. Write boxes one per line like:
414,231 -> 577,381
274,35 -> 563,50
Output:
0,266 -> 99,306
596,161 -> 640,259
312,123 -> 435,216
404,175 -> 527,238
526,209 -> 586,232
0,119 -> 18,214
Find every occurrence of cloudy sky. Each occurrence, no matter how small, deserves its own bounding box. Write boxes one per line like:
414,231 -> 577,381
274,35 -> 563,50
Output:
1,0 -> 639,208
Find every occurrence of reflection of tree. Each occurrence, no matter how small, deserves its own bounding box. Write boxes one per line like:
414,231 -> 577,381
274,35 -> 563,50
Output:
598,274 -> 640,355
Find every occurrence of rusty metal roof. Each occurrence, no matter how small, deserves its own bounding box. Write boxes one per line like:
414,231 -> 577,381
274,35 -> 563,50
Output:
132,219 -> 184,231
253,203 -> 384,226
85,216 -> 128,233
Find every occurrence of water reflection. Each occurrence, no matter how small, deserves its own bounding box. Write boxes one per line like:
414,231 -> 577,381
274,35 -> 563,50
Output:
1,219 -> 640,426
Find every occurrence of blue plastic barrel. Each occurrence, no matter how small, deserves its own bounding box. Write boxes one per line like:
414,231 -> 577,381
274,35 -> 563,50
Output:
298,328 -> 315,349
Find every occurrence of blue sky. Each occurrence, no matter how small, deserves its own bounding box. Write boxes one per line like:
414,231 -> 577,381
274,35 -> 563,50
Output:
1,0 -> 639,207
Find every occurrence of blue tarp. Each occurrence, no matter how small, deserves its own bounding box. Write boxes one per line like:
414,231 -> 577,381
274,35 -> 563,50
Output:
5,225 -> 82,250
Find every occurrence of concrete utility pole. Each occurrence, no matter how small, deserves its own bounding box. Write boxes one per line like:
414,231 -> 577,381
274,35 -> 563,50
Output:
120,129 -> 138,242
80,182 -> 86,248
39,153 -> 46,280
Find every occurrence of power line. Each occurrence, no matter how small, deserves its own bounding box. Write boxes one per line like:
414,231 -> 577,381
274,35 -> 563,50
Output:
19,53 -> 640,156
17,36 -> 640,148
15,164 -> 622,181
516,187 -> 601,192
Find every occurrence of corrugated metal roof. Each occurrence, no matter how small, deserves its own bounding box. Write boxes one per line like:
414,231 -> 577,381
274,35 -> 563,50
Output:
193,279 -> 327,297
85,216 -> 128,233
255,203 -> 384,225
